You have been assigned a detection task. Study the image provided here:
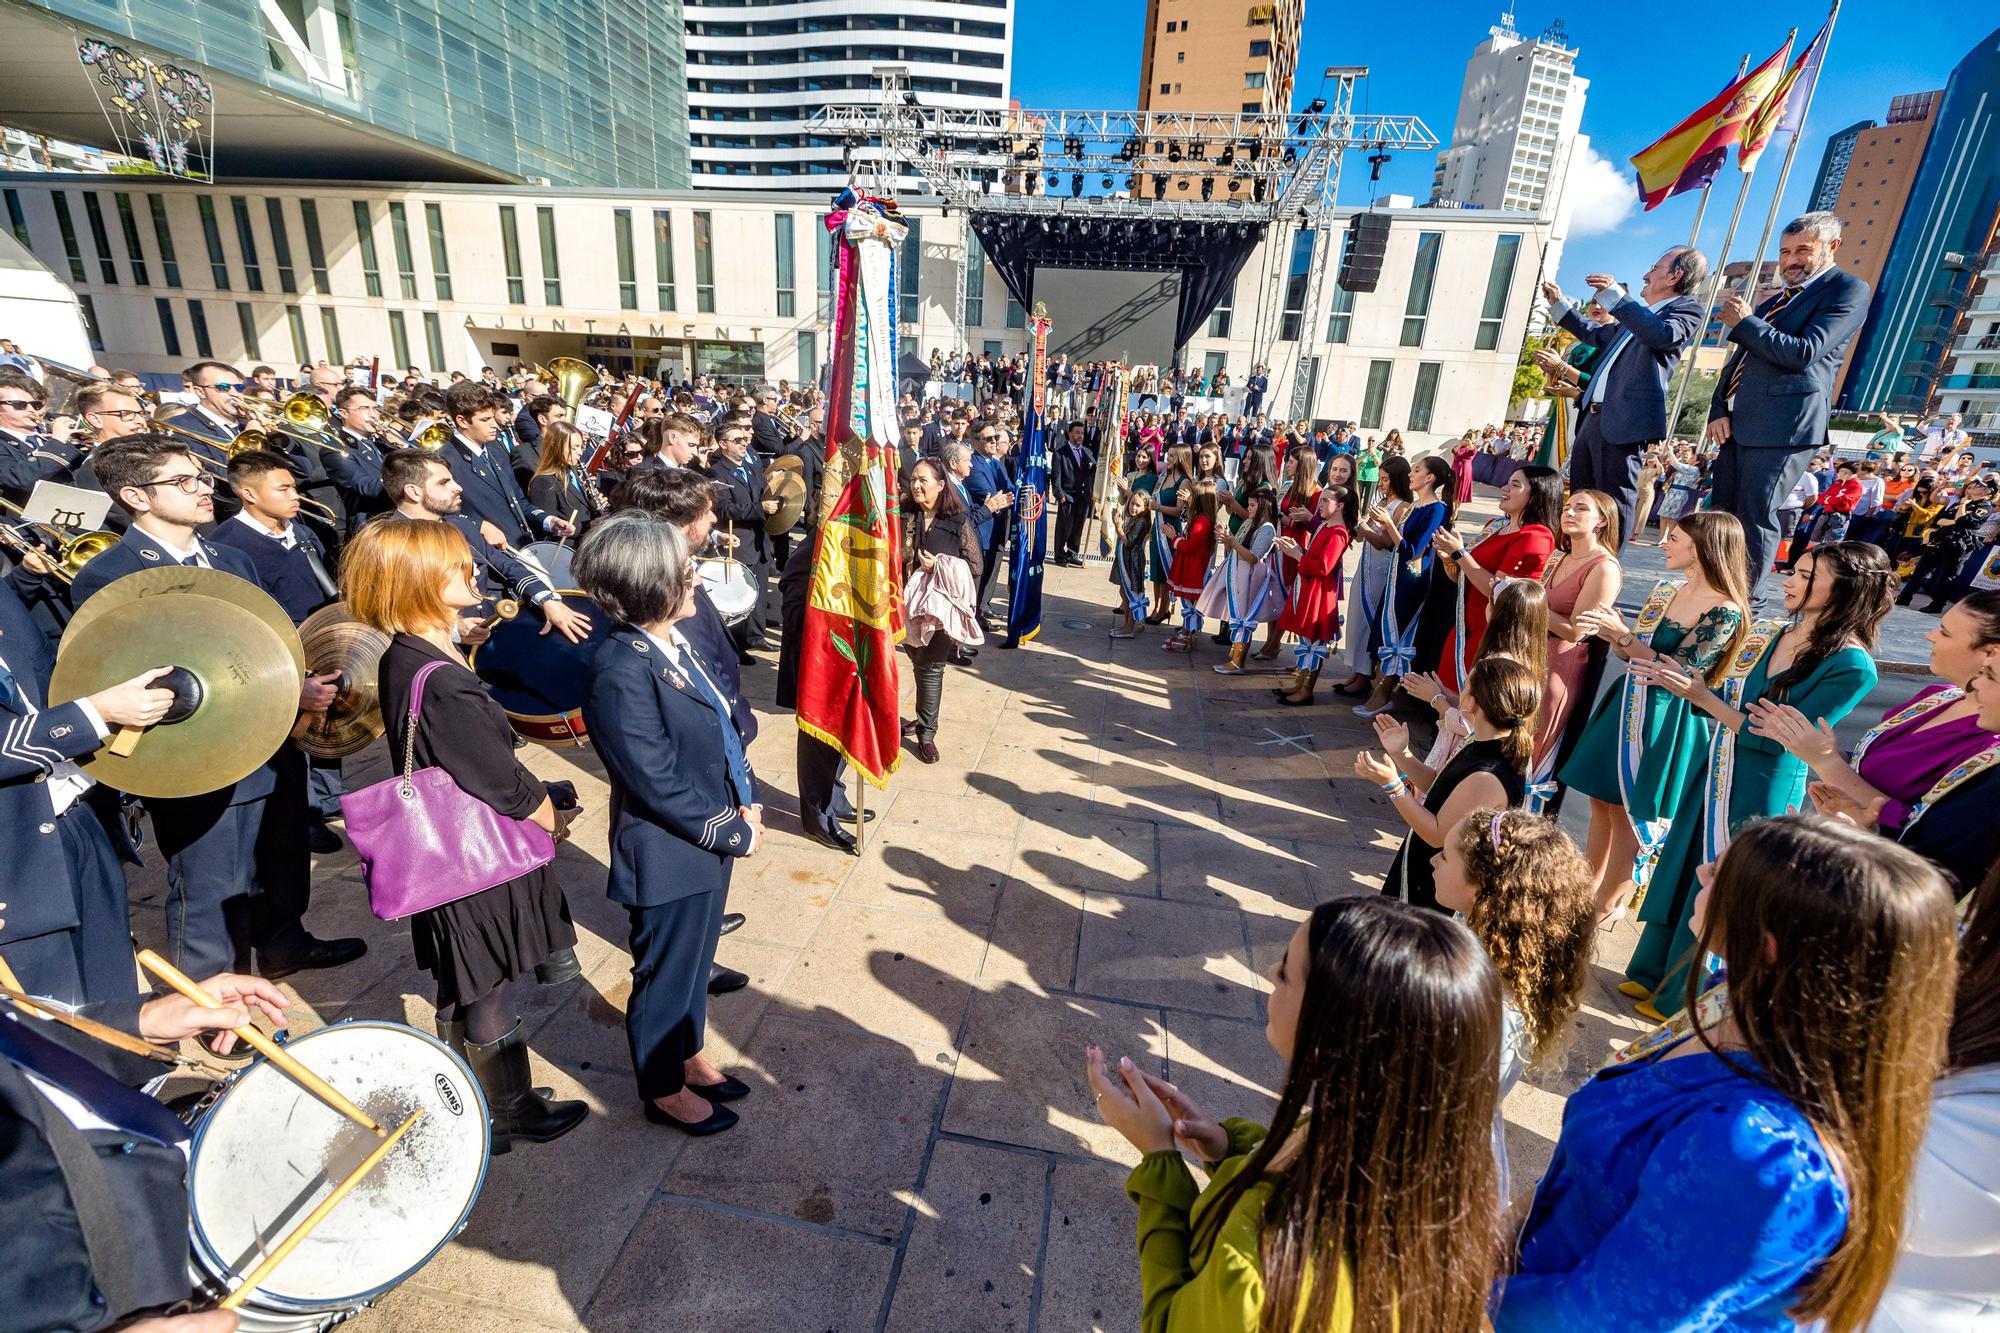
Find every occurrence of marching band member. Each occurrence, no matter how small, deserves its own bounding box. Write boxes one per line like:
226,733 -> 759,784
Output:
435,382 -> 575,553
706,419 -> 778,659
69,437 -> 362,1002
526,421 -> 608,540
0,368 -> 78,504
157,361 -> 248,521
327,384 -> 395,533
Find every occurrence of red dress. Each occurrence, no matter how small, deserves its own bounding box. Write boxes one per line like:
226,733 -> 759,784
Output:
1278,523 -> 1351,642
1451,444 -> 1477,504
1438,523 -> 1555,691
1276,483 -> 1318,585
1167,514 -> 1216,601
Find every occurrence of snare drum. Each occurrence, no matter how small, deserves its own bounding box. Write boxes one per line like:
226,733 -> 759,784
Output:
185,1020 -> 488,1332
520,540 -> 574,591
696,557 -> 758,625
469,589 -> 615,745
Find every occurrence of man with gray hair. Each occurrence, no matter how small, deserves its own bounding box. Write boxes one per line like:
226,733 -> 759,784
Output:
1539,245 -> 1708,549
1705,210 -> 1871,602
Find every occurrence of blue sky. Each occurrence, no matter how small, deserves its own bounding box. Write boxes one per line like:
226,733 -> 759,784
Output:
1009,1 -> 1973,291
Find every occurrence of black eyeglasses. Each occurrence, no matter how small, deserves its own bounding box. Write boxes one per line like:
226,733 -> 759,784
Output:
135,473 -> 217,494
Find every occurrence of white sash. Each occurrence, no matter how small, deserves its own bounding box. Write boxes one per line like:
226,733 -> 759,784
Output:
1615,580 -> 1681,892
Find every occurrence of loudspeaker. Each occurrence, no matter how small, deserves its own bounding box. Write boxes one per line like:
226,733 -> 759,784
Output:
1338,213 -> 1391,294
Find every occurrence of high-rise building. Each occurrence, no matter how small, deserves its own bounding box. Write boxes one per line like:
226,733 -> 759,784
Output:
1137,0 -> 1302,116
0,0 -> 691,188
683,1 -> 1014,190
1842,28 -> 1998,413
1822,92 -> 1939,393
1807,120 -> 1873,212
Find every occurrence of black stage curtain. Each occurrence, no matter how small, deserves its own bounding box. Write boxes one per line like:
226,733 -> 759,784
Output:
1173,230 -> 1261,354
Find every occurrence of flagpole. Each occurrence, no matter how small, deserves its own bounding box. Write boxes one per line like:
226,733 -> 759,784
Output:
1685,54 -> 1753,250
1741,1 -> 1842,300
1666,166 -> 1760,440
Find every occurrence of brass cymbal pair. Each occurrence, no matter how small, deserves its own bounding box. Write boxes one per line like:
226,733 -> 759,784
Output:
764,454 -> 809,534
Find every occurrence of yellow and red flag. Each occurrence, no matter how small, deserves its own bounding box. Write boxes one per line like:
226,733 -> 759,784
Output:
1630,35 -> 1793,209
796,191 -> 907,786
1739,19 -> 1831,171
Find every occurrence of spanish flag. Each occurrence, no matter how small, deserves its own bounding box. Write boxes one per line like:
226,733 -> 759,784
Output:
1739,19 -> 1831,171
1630,35 -> 1794,210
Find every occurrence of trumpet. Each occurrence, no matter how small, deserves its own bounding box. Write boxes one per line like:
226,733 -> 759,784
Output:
0,497 -> 117,584
149,416 -> 262,476
402,418 -> 450,451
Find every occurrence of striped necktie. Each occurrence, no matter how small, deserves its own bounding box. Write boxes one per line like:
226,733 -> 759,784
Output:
1723,285 -> 1803,401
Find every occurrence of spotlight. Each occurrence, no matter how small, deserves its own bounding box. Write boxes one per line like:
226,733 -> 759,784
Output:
1152,173 -> 1167,200
1168,143 -> 1183,163
1218,145 -> 1235,167
1121,136 -> 1140,160
1039,217 -> 1051,232
904,90 -> 920,107
1126,173 -> 1137,190
1190,143 -> 1206,162
1047,172 -> 1060,188
1248,141 -> 1262,162
1254,178 -> 1268,202
1369,150 -> 1391,182
1102,175 -> 1115,189
1201,177 -> 1214,200
1283,146 -> 1297,164
1071,172 -> 1084,196
1228,177 -> 1243,193
1305,97 -> 1326,115
1176,177 -> 1189,191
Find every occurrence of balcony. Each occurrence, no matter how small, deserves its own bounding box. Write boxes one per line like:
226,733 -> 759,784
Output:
1939,374 -> 2000,391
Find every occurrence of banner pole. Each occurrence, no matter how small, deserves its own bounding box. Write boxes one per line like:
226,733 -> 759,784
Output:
853,768 -> 867,854
1741,3 -> 1841,300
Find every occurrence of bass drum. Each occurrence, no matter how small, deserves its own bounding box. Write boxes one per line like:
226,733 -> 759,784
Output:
184,1020 -> 488,1331
468,590 -> 615,746
517,541 -> 574,591
696,557 -> 757,625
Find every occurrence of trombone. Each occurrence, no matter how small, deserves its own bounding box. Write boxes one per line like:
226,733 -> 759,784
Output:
146,416 -> 341,527
0,497 -> 117,583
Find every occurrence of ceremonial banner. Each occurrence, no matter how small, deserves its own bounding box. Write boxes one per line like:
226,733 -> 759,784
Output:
1739,19 -> 1830,171
1005,309 -> 1053,647
1630,37 -> 1792,210
797,191 -> 907,786
1092,365 -> 1130,557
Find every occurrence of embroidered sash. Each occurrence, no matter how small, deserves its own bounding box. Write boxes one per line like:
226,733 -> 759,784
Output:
1900,741 -> 2000,839
1615,580 -> 1681,891
1849,687 -> 1963,770
1450,516 -> 1509,687
1698,619 -> 1786,866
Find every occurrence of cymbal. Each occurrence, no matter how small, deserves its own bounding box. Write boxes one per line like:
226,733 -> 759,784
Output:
764,467 -> 809,534
60,565 -> 307,680
296,602 -> 390,759
49,595 -> 304,799
766,453 -> 805,476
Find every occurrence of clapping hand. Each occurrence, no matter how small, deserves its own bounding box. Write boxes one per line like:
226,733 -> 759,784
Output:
1431,527 -> 1464,558
1271,536 -> 1301,559
1371,712 -> 1411,758
1746,700 -> 1840,761
1575,606 -> 1630,642
1532,348 -> 1565,376
1353,748 -> 1399,786
1627,656 -> 1703,702
1084,1044 -> 1175,1154
1134,1071 -> 1229,1164
1807,780 -> 1885,829
1402,670 -> 1447,708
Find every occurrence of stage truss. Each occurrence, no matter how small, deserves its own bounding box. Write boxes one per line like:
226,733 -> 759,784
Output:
811,68 -> 1438,418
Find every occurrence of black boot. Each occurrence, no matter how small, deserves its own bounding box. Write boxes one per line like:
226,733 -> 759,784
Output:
534,946 -> 583,986
914,664 -> 944,746
463,1020 -> 587,1155
439,1017 -> 554,1102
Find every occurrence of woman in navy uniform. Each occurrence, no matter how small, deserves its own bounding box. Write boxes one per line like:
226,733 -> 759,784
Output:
578,512 -> 761,1135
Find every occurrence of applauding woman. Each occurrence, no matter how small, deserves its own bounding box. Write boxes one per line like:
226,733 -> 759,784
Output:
1432,464 -> 1561,691
579,512 -> 762,1136
1090,895 -> 1503,1333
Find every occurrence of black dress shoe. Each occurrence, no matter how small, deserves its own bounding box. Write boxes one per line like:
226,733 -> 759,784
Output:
643,1097 -> 738,1135
685,1072 -> 752,1102
916,740 -> 940,765
736,651 -> 757,666
804,825 -> 860,855
719,912 -> 746,936
835,808 -> 877,826
951,649 -> 976,666
901,717 -> 920,737
707,963 -> 750,994
307,821 -> 342,855
262,936 -> 367,980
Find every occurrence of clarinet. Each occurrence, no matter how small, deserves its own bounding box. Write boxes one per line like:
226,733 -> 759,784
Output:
576,466 -> 611,517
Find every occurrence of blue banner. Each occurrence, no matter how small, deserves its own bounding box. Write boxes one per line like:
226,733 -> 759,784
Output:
1005,312 -> 1052,647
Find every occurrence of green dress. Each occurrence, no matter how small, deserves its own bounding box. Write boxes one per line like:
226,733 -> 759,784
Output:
1630,638 -> 1878,1008
1152,475 -> 1185,584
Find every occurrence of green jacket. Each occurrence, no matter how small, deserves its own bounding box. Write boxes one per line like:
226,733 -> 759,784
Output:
1126,1118 -> 1354,1332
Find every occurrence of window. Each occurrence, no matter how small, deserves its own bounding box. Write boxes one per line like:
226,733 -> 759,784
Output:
388,202 -> 417,300
187,299 -> 212,357
773,213 -> 795,317
388,309 -> 411,369
614,209 -> 637,310
653,210 -> 676,310
423,312 -> 446,372
155,297 -> 181,356
1408,362 -> 1442,433
1208,277 -> 1234,338
693,210 -> 715,312
1279,230 -> 1314,341
264,199 -> 295,293
900,216 -> 922,324
1401,230 -> 1442,347
236,302 -> 261,359
983,339 -> 1003,358
226,197 -> 261,291
424,203 -> 452,301
114,195 -> 147,285
1006,295 -> 1024,328
142,196 -> 179,289
51,193 -> 85,282
965,230 -> 985,325
286,305 -> 309,361
78,295 -> 102,352
499,206 -> 525,303
195,196 -> 229,288
1244,72 -> 1266,89
318,307 -> 343,363
1160,83 -> 1171,94
797,329 -> 817,384
352,202 -> 382,297
1242,101 -> 1261,113
79,194 -> 116,284
299,200 -> 328,291
1177,51 -> 1184,62
1249,39 -> 1271,56
1327,283 -> 1354,344
1475,233 -> 1521,351
536,206 -> 561,305
1203,350 -> 1227,382
2,189 -> 26,247
1360,360 -> 1393,429
815,211 -> 833,318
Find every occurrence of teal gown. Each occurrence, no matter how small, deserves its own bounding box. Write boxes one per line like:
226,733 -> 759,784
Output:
1631,637 -> 1877,1011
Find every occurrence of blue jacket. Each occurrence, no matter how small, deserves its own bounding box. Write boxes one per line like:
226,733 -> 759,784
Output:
583,628 -> 755,908
1558,292 -> 1705,446
205,518 -> 334,626
1709,268 -> 1870,450
677,586 -> 756,744
439,435 -> 553,547
965,453 -> 1011,550
325,429 -> 392,527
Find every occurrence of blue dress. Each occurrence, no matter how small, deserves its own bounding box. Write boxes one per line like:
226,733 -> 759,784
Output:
1495,1047 -> 1847,1332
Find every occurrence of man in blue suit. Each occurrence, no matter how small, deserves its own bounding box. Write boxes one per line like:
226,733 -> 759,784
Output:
1541,246 -> 1708,550
327,385 -> 394,534
1706,212 -> 1871,603
436,382 -> 575,550
964,424 -> 1014,632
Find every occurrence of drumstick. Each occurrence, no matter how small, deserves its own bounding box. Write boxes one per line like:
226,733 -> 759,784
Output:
217,1108 -> 424,1311
136,950 -> 383,1136
0,981 -> 180,1062
477,598 -> 520,630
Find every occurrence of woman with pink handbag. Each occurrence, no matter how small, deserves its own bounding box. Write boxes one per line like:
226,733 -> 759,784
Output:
341,517 -> 587,1155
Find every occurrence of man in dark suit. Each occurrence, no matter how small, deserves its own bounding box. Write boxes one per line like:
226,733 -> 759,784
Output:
775,531 -> 869,855
1050,420 -> 1097,567
706,418 -> 777,656
68,437 -> 363,993
327,385 -> 394,533
964,424 -> 1014,628
750,389 -> 787,460
153,360 -> 246,521
512,379 -> 551,453
0,369 -> 79,504
436,382 -> 575,550
1706,212 -> 1872,603
1540,245 -> 1708,549
1162,407 -> 1198,450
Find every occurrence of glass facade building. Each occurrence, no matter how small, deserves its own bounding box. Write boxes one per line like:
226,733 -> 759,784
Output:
20,0 -> 690,188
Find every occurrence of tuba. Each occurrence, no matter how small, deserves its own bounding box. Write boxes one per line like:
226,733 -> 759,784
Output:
546,357 -> 603,413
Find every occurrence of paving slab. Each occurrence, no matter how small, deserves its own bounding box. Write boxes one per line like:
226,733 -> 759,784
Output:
1038,1162 -> 1146,1333
883,1139 -> 1046,1333
1076,892 -> 1262,1020
771,901 -> 988,1047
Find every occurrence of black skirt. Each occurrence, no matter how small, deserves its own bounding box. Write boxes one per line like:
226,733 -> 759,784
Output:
410,866 -> 576,1009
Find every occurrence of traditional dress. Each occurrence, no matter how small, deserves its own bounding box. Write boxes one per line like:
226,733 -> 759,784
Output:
1167,513 -> 1215,633
1151,474 -> 1185,585
1196,520 -> 1278,644
1438,521 -> 1555,691
1108,511 -> 1152,621
1384,738 -> 1526,913
1369,499 -> 1449,676
1538,550 -> 1615,802
1849,684 -> 2000,897
1559,584 -> 1742,892
1275,481 -> 1317,588
1277,522 -> 1351,672
1630,633 -> 1877,1010
1451,443 -> 1477,504
1345,534 -> 1394,679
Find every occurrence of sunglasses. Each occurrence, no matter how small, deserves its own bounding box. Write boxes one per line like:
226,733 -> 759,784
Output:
202,381 -> 247,392
0,398 -> 46,410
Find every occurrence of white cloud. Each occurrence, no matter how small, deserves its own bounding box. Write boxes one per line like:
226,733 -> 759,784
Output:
1563,140 -> 1639,238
